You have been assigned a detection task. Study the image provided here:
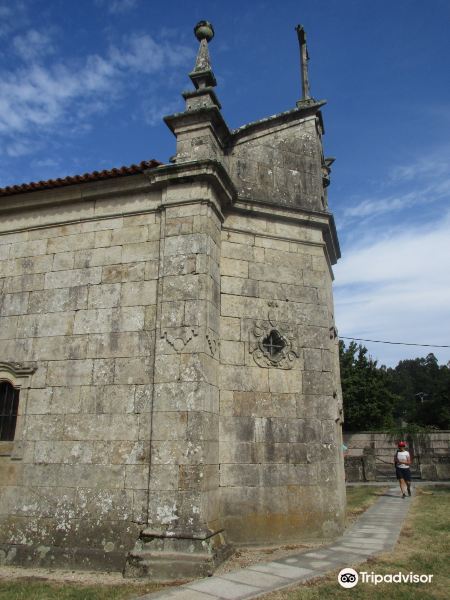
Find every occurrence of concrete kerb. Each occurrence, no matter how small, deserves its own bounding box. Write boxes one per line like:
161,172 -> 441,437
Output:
134,485 -> 413,600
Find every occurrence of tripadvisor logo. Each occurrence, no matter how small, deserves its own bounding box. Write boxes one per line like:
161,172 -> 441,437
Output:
338,568 -> 434,587
338,568 -> 358,588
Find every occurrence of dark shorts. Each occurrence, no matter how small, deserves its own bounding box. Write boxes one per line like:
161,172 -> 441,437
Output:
396,467 -> 411,481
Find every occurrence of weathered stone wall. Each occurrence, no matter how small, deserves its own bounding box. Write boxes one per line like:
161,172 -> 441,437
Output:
229,113 -> 325,211
147,185 -> 223,537
218,209 -> 345,545
123,179 -> 232,580
0,178 -> 161,569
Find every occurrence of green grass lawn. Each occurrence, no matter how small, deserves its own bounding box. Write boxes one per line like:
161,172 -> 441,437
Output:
263,486 -> 450,600
0,580 -> 165,600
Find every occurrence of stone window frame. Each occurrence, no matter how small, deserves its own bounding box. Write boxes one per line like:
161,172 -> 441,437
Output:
250,314 -> 298,370
0,362 -> 36,459
0,381 -> 20,441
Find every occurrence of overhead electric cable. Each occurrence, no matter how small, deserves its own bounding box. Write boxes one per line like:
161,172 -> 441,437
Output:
340,336 -> 450,348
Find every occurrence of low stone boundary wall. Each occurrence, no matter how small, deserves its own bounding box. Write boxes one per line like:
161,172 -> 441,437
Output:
343,431 -> 450,482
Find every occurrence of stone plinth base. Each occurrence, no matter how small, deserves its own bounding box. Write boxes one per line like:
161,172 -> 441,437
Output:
0,543 -> 127,572
124,529 -> 233,581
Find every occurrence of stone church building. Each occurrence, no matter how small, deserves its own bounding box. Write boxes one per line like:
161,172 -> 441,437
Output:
0,22 -> 345,579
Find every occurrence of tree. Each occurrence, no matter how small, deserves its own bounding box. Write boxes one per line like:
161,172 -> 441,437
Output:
339,344 -> 450,430
339,341 -> 400,431
387,353 -> 450,429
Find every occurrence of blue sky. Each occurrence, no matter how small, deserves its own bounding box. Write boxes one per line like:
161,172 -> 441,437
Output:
1,0 -> 449,367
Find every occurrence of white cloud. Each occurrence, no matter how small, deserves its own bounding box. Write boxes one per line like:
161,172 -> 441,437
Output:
109,33 -> 192,73
96,0 -> 139,14
342,191 -> 418,219
31,157 -> 59,169
0,4 -> 12,18
0,60 -> 114,137
5,139 -> 37,157
0,2 -> 28,39
342,179 -> 449,222
13,29 -> 55,61
0,4 -> 14,37
142,98 -> 183,126
390,155 -> 450,183
340,151 -> 450,224
335,221 -> 449,286
0,32 -> 193,155
334,213 -> 450,366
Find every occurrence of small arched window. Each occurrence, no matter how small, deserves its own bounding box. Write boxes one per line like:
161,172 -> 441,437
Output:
0,362 -> 36,455
0,381 -> 20,441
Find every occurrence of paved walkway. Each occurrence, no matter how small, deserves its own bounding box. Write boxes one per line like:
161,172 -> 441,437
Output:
135,486 -> 411,600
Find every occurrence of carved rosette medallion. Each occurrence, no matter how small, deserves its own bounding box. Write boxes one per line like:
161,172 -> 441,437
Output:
250,314 -> 298,369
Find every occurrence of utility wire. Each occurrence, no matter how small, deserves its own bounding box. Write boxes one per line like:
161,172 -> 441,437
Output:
340,336 -> 450,348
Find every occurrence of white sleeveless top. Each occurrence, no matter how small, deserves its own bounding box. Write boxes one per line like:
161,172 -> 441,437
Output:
396,450 -> 410,468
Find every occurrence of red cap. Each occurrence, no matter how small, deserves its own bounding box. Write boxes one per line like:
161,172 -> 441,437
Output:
398,441 -> 406,447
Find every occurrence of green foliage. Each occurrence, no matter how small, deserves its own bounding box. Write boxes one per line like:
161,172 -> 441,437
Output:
386,354 -> 450,429
339,341 -> 399,431
383,423 -> 441,461
340,343 -> 450,431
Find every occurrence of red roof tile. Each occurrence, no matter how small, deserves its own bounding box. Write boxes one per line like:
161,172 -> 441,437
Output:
0,159 -> 162,197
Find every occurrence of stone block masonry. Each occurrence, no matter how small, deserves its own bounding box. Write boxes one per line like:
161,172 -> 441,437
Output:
219,214 -> 344,545
0,206 -> 160,571
0,21 -> 345,580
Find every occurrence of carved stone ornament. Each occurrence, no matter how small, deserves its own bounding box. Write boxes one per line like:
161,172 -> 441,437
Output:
206,331 -> 219,357
250,313 -> 298,369
0,361 -> 37,384
161,329 -> 198,352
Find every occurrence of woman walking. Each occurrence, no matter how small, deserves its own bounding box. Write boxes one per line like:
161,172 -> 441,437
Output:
394,441 -> 412,498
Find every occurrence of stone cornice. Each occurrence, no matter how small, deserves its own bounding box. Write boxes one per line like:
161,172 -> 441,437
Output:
231,101 -> 326,144
146,159 -> 237,213
0,174 -> 153,215
164,106 -> 231,148
228,198 -> 340,265
182,87 -> 222,110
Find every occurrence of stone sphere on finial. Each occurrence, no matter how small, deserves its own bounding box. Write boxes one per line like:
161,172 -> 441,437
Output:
194,21 -> 214,42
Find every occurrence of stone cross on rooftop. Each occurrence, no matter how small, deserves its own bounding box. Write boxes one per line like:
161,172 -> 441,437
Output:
296,24 -> 312,103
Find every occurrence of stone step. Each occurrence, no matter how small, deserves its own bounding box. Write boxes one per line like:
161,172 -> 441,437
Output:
125,551 -> 217,581
124,531 -> 234,581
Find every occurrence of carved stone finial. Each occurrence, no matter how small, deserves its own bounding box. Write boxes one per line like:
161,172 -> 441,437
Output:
165,18 -> 223,151
190,20 -> 216,90
194,21 -> 214,42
